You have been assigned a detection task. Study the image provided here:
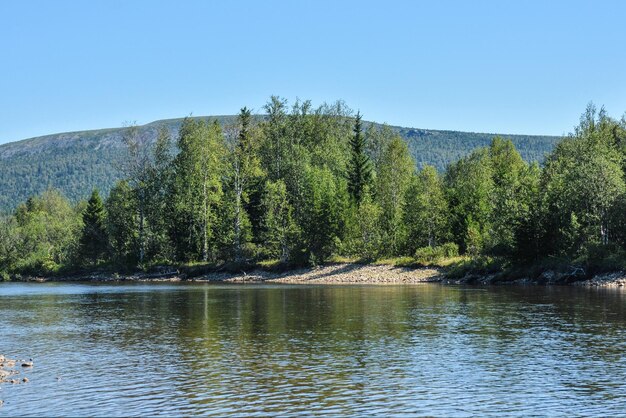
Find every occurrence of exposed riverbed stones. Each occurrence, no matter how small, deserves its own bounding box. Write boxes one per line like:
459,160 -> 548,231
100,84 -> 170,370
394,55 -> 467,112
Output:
0,355 -> 32,385
12,264 -> 626,287
574,272 -> 626,287
220,264 -> 443,284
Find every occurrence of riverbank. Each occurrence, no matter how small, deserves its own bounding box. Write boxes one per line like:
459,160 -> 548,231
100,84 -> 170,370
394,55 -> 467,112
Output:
225,263 -> 443,284
8,262 -> 626,287
13,263 -> 444,285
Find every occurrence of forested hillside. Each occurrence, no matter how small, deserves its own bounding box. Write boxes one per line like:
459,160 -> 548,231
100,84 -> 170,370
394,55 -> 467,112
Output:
0,107 -> 559,212
1,99 -> 625,281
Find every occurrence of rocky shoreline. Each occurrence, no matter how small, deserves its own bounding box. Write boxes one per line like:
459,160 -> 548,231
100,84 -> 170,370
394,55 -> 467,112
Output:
16,263 -> 444,285
9,263 -> 626,287
441,270 -> 626,287
224,264 -> 443,284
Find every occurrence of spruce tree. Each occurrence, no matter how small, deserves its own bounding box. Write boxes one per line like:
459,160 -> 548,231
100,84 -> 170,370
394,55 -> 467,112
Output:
79,189 -> 108,265
347,112 -> 372,203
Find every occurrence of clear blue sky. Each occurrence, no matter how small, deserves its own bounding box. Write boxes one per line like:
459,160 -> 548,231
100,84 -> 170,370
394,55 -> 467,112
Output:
1,0 -> 626,143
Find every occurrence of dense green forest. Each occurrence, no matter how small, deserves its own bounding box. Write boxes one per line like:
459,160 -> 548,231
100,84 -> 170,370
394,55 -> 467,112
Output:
1,98 -> 623,280
0,106 -> 559,213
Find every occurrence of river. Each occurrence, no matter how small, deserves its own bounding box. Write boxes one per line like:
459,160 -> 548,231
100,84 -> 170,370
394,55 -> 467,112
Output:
1,282 -> 626,416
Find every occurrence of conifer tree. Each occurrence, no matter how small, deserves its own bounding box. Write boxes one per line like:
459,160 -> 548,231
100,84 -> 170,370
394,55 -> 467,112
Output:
347,112 -> 372,203
106,181 -> 138,265
79,189 -> 108,264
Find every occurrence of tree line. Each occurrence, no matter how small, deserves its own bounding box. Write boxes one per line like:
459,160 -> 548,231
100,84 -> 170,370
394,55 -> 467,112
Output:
1,98 -> 625,279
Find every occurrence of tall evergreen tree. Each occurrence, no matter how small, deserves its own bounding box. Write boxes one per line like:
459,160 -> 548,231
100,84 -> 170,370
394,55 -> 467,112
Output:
261,96 -> 289,181
145,126 -> 174,261
79,189 -> 108,265
347,112 -> 372,203
106,181 -> 138,265
302,167 -> 348,264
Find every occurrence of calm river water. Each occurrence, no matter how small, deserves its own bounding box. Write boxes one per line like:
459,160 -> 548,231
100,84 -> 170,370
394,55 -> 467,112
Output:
1,283 -> 626,416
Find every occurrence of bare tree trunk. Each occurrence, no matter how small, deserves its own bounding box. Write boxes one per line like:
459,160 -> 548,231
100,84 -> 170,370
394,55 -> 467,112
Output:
601,222 -> 608,245
202,180 -> 208,262
138,191 -> 145,264
600,210 -> 609,245
280,211 -> 289,263
233,162 -> 243,262
428,216 -> 435,248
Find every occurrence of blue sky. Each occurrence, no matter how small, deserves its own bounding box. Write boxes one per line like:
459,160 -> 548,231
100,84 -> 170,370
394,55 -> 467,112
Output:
1,0 -> 625,143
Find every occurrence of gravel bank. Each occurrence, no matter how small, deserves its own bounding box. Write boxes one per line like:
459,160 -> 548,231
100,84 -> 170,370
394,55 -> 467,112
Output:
573,272 -> 626,287
16,264 -> 626,287
211,263 -> 443,284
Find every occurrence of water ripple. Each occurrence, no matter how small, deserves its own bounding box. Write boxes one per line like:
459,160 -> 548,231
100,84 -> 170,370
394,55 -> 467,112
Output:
1,283 -> 626,416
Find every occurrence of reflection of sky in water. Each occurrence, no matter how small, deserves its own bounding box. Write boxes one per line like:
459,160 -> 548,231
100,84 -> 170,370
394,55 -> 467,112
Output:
1,283 -> 626,416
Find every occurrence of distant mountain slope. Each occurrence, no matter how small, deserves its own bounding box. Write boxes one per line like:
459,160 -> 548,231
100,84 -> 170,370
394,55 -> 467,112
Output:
0,116 -> 560,212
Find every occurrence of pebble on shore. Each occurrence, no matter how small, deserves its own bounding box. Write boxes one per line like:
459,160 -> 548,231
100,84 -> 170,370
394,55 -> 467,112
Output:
0,355 -> 33,386
217,263 -> 443,285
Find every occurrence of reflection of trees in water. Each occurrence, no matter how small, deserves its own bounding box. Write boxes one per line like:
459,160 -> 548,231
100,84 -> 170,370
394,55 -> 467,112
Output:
16,284 -> 626,413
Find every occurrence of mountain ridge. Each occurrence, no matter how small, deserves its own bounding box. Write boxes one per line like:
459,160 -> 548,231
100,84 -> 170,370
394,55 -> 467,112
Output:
0,115 -> 561,212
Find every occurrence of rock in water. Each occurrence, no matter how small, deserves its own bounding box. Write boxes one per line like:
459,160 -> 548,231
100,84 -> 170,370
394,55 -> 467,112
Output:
21,362 -> 33,367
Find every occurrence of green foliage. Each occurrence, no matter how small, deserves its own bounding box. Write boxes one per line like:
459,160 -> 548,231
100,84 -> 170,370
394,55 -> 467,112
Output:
301,166 -> 348,264
344,188 -> 383,260
0,215 -> 20,274
538,104 -> 626,258
7,190 -> 81,274
260,180 -> 297,262
347,112 -> 373,203
106,180 -> 138,265
445,147 -> 494,253
0,113 -> 559,214
78,189 -> 108,265
144,126 -> 175,261
444,256 -> 507,279
221,107 -> 265,261
414,243 -> 459,264
376,135 -> 414,255
169,118 -> 227,261
402,165 -> 449,254
488,137 -> 531,254
3,100 -> 626,282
